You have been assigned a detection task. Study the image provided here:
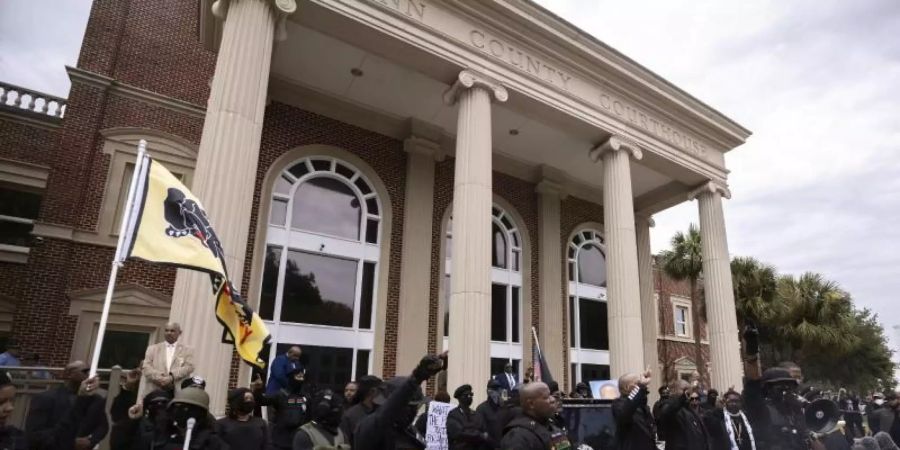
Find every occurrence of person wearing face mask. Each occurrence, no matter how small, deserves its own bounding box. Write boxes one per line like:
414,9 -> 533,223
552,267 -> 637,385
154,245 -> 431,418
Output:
868,392 -> 900,442
704,389 -> 756,450
655,379 -> 710,450
252,366 -> 309,449
216,387 -> 268,450
446,384 -> 491,450
475,379 -> 504,448
294,389 -> 349,449
612,369 -> 656,450
353,352 -> 447,450
110,389 -> 173,450
167,386 -> 226,449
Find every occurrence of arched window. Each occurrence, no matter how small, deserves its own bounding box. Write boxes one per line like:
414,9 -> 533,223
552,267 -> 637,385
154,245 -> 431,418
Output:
443,205 -> 524,377
568,229 -> 611,388
259,157 -> 382,390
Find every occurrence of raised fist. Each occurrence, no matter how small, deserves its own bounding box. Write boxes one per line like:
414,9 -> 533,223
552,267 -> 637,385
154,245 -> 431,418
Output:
128,403 -> 143,420
412,352 -> 445,382
743,321 -> 760,356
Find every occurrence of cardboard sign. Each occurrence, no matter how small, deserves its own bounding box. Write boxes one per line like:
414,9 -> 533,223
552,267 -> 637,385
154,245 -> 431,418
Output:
425,401 -> 452,450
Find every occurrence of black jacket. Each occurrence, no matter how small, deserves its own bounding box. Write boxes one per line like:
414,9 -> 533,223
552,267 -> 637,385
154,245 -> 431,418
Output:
446,406 -> 490,450
742,379 -> 809,450
499,414 -> 551,450
703,408 -> 756,450
339,403 -> 372,446
612,385 -> 656,450
110,416 -> 228,450
24,386 -> 109,450
474,400 -> 503,448
354,377 -> 425,450
655,394 -> 710,450
652,397 -> 669,441
255,388 -> 308,449
0,425 -> 26,450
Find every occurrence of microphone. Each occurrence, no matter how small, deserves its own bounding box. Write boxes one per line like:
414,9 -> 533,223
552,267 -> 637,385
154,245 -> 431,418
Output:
183,417 -> 196,450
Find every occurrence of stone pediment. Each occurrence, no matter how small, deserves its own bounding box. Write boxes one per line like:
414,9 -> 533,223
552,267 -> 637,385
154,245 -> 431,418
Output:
67,283 -> 172,316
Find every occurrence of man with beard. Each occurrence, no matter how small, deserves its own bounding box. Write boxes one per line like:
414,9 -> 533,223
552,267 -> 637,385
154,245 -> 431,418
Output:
705,389 -> 757,450
253,365 -> 310,449
447,384 -> 491,449
655,379 -> 710,450
294,389 -> 349,449
216,387 -> 268,450
612,369 -> 656,450
344,382 -> 358,404
340,375 -> 383,445
500,382 -> 571,450
354,353 -> 446,449
475,379 -> 504,447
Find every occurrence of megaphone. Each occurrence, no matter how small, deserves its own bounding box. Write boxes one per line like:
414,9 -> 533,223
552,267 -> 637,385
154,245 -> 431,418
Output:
805,399 -> 839,435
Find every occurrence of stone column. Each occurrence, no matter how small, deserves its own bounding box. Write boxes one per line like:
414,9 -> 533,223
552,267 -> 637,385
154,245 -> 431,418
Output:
169,0 -> 294,416
636,214 -> 660,401
536,170 -> 567,383
443,70 -> 507,400
395,133 -> 442,372
690,181 -> 743,391
589,136 -> 644,378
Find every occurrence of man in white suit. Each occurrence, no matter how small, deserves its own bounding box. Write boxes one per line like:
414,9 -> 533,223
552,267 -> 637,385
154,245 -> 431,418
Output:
139,322 -> 195,398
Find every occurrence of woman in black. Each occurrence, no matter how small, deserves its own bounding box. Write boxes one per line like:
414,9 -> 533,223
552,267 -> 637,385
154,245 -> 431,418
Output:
215,388 -> 269,450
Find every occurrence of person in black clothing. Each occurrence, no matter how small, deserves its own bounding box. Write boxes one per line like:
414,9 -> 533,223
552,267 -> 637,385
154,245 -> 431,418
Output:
25,361 -> 109,450
111,367 -> 142,424
838,391 -> 863,439
656,378 -> 710,450
167,386 -> 227,449
868,391 -> 900,442
216,387 -> 268,450
654,384 -> 671,441
0,371 -> 25,450
353,353 -> 446,450
500,382 -> 571,449
340,375 -> 383,445
110,389 -> 172,450
475,379 -> 503,448
703,389 -> 720,414
612,369 -> 656,450
252,366 -> 309,449
447,384 -> 491,450
704,388 -> 756,450
741,324 -> 817,450
294,388 -> 348,449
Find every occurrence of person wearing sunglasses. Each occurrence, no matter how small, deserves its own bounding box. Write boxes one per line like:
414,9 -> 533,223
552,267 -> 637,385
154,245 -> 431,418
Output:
25,361 -> 109,450
655,378 -> 710,450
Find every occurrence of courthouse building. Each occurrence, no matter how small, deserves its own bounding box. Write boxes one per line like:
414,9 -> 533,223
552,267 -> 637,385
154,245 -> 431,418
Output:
0,0 -> 750,413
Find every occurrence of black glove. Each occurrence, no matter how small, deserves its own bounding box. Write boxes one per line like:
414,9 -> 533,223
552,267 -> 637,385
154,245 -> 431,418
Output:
412,354 -> 444,383
743,321 -> 760,356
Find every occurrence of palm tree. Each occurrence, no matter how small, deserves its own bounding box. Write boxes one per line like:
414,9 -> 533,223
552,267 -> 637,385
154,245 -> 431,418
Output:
659,224 -> 704,373
730,256 -> 780,359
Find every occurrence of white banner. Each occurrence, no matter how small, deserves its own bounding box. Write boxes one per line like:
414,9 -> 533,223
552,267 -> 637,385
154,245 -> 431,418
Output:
425,401 -> 452,450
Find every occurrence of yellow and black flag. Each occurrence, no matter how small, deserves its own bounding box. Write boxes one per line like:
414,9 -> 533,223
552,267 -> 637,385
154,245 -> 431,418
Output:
125,155 -> 270,368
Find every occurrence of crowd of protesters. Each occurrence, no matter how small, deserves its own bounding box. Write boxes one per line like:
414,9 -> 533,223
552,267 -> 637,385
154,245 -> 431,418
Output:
0,321 -> 899,450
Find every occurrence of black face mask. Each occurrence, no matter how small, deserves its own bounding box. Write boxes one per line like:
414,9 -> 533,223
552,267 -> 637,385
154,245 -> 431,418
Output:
171,404 -> 205,430
235,400 -> 255,415
459,393 -> 474,408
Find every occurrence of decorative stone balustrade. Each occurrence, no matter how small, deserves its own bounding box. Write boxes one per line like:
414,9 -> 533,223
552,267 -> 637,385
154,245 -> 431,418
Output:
0,82 -> 66,118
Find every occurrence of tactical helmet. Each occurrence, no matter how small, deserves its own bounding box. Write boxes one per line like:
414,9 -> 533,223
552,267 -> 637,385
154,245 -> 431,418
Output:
761,367 -> 797,385
170,386 -> 210,411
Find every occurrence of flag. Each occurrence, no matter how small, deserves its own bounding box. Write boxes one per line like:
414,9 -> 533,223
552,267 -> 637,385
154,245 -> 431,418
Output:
532,327 -> 555,385
126,156 -> 270,368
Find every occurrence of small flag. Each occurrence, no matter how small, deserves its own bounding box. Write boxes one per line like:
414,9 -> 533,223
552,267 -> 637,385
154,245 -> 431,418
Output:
126,156 -> 270,368
532,327 -> 555,385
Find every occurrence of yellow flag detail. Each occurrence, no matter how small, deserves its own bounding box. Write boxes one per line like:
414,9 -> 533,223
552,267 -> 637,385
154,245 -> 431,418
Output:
128,158 -> 270,368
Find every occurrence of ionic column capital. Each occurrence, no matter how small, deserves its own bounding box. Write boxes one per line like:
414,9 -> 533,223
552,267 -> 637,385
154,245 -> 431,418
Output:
443,69 -> 508,105
589,135 -> 643,163
635,214 -> 655,228
688,180 -> 732,201
212,0 -> 296,41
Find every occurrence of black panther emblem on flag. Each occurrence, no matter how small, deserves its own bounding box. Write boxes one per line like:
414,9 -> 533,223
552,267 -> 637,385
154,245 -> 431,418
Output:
163,187 -> 225,260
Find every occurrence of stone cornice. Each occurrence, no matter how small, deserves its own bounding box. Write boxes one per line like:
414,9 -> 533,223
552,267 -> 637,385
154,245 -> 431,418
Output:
442,69 -> 509,105
687,181 -> 732,201
66,66 -> 206,119
0,109 -> 61,131
589,135 -> 643,162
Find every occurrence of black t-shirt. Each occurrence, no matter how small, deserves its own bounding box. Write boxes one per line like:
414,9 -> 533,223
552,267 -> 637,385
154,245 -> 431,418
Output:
214,416 -> 268,450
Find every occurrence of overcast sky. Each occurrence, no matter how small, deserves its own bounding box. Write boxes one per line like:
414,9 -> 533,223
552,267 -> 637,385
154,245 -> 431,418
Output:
1,1 -> 899,362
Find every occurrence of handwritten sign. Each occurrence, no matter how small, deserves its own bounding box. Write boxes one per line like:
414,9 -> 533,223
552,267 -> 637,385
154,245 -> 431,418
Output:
425,401 -> 452,450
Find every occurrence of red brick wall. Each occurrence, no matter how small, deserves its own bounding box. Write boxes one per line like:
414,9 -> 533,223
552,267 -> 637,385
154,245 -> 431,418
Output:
654,267 -> 711,386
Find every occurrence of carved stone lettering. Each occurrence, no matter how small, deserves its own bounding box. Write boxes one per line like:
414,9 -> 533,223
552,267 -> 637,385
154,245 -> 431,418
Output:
469,28 -> 571,91
369,0 -> 426,21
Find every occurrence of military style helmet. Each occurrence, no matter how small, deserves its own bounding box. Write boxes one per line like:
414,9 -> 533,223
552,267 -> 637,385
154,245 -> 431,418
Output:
761,367 -> 797,385
171,386 -> 210,411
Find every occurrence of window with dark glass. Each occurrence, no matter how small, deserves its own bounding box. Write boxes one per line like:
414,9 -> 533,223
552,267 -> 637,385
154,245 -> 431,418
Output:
291,177 -> 361,239
491,284 -> 507,342
492,222 -> 507,268
578,299 -> 609,350
580,363 -> 610,384
285,343 -> 353,393
98,330 -> 150,369
0,186 -> 42,247
259,246 -> 282,320
280,250 -> 357,327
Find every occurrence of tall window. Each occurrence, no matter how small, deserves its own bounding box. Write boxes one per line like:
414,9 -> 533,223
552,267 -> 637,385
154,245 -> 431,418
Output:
443,205 -> 523,376
568,229 -> 610,388
259,157 -> 381,391
671,296 -> 692,338
0,185 -> 42,247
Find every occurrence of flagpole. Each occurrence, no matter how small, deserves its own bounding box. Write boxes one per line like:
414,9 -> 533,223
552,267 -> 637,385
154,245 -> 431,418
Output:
89,140 -> 148,377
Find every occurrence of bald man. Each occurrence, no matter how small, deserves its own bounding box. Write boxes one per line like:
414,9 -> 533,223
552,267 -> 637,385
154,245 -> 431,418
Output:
656,379 -> 710,450
613,369 -> 656,450
500,382 -> 571,449
25,361 -> 109,449
139,322 -> 195,398
267,345 -> 303,395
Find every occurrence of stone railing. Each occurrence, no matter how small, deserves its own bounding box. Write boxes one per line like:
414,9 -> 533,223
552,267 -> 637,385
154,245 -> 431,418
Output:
0,82 -> 67,118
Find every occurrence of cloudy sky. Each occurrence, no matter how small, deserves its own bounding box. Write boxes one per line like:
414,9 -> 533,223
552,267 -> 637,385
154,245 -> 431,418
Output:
1,1 -> 899,357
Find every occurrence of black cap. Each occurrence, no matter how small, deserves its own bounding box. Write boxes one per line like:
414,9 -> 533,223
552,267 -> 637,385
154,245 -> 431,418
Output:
761,368 -> 797,385
143,389 -> 173,406
228,387 -> 251,404
373,377 -> 429,406
454,384 -> 473,399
